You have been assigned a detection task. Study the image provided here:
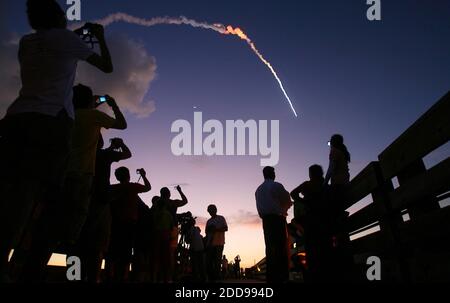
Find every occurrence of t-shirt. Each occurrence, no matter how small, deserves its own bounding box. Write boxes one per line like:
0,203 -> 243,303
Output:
255,179 -> 293,217
206,215 -> 228,247
294,180 -> 327,217
67,109 -> 116,174
7,29 -> 94,119
110,182 -> 149,223
329,147 -> 350,185
295,180 -> 325,201
161,198 -> 187,223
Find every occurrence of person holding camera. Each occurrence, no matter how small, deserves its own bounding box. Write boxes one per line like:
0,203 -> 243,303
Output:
18,85 -> 127,281
63,86 -> 127,245
150,196 -> 174,283
108,167 -> 151,282
0,0 -> 113,280
159,186 -> 188,281
79,136 -> 132,283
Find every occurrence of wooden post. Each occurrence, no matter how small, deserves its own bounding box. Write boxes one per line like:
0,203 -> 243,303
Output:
372,162 -> 411,282
397,159 -> 440,220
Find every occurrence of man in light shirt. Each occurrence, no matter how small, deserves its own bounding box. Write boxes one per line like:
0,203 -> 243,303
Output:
205,204 -> 228,282
255,166 -> 293,282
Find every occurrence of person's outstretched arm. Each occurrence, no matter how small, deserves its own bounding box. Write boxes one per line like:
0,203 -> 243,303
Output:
106,96 -> 127,130
175,185 -> 188,207
117,139 -> 132,160
84,24 -> 113,73
138,169 -> 152,193
290,185 -> 303,202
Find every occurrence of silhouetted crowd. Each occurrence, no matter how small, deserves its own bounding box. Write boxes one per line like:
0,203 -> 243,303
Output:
0,0 -> 231,283
0,0 -> 356,284
255,134 -> 354,283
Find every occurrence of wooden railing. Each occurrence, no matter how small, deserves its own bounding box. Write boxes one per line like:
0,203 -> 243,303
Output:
346,91 -> 450,282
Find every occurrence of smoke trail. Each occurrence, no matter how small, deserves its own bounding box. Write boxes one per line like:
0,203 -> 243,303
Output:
88,13 -> 298,117
224,25 -> 298,117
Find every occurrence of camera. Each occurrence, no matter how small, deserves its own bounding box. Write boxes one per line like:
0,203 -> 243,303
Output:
136,168 -> 144,175
177,212 -> 196,232
94,95 -> 107,107
95,95 -> 107,106
110,138 -> 122,148
78,23 -> 98,49
176,211 -> 197,277
94,95 -> 108,107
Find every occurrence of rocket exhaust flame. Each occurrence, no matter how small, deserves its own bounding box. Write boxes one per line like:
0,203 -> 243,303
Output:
89,13 -> 298,117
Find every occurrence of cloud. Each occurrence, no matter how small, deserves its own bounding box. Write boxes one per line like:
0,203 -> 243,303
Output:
228,210 -> 261,227
191,211 -> 261,236
195,210 -> 261,230
0,31 -> 157,118
76,34 -> 157,118
165,183 -> 190,187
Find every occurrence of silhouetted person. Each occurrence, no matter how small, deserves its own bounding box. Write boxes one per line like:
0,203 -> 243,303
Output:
79,136 -> 131,283
0,0 -> 112,281
324,134 -> 351,237
291,164 -> 333,282
325,134 -> 350,204
255,166 -> 292,283
108,167 -> 151,282
234,255 -> 241,279
19,86 -> 127,281
221,255 -> 229,279
291,164 -> 327,224
133,197 -> 154,282
65,87 -> 127,245
159,186 -> 188,280
151,196 -> 174,283
291,165 -> 326,220
187,224 -> 206,282
325,134 -> 353,281
205,204 -> 228,282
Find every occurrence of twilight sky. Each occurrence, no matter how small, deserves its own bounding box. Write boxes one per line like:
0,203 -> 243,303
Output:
1,0 -> 449,267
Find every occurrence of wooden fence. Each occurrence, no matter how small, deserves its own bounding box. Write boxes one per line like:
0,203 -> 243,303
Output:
346,90 -> 450,282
